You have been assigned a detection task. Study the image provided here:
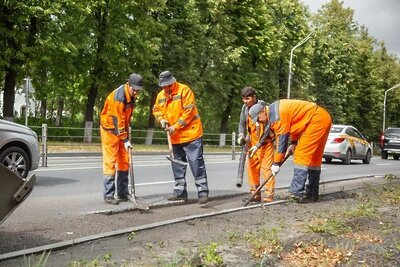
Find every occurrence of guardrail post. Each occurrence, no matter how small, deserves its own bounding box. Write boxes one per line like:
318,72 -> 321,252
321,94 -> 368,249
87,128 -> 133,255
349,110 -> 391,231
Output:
232,132 -> 236,160
41,123 -> 48,167
219,133 -> 226,147
83,121 -> 93,143
145,128 -> 154,145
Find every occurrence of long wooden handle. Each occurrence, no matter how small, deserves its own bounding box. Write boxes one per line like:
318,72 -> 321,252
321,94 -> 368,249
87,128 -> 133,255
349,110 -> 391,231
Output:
166,130 -> 173,157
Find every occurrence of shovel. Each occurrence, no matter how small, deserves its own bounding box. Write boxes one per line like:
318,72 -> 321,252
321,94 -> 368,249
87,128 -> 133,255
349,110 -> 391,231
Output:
166,130 -> 188,166
127,147 -> 149,210
243,152 -> 292,207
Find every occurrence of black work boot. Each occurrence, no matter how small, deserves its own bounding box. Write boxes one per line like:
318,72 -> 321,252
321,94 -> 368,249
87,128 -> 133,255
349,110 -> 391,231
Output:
242,193 -> 262,204
198,196 -> 208,205
115,194 -> 129,202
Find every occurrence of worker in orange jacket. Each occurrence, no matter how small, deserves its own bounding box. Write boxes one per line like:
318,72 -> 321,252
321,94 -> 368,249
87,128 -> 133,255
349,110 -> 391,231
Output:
152,71 -> 209,205
249,99 -> 332,202
237,87 -> 275,203
100,73 -> 143,205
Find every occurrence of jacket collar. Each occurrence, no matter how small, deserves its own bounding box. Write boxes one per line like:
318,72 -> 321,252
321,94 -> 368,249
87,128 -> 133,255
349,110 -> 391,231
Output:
124,83 -> 133,103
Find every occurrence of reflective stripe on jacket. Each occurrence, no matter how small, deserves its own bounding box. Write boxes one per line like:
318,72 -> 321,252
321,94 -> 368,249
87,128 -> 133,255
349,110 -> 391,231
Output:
100,84 -> 134,141
269,99 -> 319,164
152,82 -> 203,144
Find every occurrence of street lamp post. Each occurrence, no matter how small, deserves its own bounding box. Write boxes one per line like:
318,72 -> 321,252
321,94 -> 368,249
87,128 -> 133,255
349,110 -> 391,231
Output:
287,31 -> 314,99
24,77 -> 30,126
383,83 -> 400,132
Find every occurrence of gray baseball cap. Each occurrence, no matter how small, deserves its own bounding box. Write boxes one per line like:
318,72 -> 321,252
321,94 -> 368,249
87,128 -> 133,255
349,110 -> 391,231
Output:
248,101 -> 267,124
128,73 -> 143,90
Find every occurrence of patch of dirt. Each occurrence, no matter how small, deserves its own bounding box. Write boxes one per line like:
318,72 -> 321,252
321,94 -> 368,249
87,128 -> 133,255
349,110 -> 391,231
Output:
1,177 -> 399,267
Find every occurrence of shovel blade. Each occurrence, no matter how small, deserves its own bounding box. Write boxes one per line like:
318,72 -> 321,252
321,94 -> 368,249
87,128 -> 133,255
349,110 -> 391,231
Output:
127,194 -> 149,211
166,156 -> 188,166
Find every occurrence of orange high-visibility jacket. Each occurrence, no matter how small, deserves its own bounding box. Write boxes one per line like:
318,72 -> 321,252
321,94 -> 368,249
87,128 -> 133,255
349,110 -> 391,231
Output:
100,84 -> 134,142
152,82 -> 203,144
269,99 -> 319,164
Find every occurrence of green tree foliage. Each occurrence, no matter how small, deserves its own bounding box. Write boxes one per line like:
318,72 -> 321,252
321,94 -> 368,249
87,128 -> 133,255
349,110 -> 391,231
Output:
0,0 -> 58,119
1,0 -> 400,143
310,0 -> 360,122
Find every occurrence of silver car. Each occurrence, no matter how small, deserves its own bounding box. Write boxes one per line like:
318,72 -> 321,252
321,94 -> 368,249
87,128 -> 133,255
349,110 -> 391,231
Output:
0,119 -> 40,178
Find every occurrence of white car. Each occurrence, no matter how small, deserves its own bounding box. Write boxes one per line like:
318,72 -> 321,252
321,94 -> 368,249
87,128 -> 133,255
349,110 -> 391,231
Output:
323,125 -> 372,165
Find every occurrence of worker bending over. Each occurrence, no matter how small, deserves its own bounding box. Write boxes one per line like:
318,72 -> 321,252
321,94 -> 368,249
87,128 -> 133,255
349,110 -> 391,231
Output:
249,99 -> 332,202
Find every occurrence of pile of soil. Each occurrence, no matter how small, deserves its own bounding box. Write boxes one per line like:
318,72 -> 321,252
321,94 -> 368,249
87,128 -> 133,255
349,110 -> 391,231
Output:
1,177 -> 399,266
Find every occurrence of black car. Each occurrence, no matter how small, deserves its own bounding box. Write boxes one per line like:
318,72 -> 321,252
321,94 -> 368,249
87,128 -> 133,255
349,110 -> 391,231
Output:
380,127 -> 400,159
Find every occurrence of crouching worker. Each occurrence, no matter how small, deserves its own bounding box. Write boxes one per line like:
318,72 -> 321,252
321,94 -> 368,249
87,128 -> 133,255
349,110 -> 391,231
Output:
100,73 -> 143,205
237,87 -> 275,203
249,99 -> 332,202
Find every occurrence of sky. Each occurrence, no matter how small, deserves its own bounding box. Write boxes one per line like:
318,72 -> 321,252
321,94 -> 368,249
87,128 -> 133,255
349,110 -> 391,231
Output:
301,0 -> 400,57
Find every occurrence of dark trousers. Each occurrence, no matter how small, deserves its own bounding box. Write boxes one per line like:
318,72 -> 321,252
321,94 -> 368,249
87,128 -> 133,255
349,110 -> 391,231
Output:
171,137 -> 209,198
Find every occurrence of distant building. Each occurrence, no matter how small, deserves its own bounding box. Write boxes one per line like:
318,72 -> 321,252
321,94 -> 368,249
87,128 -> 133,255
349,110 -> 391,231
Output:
0,78 -> 39,118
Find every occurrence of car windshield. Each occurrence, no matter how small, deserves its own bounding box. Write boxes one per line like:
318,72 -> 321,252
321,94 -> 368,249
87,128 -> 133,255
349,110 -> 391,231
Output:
330,126 -> 344,133
385,128 -> 400,135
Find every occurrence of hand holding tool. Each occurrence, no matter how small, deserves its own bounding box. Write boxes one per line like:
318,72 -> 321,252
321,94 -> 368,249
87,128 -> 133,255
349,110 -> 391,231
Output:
160,119 -> 168,129
248,145 -> 258,158
237,134 -> 246,146
124,140 -> 132,151
271,164 -> 280,175
166,126 -> 188,166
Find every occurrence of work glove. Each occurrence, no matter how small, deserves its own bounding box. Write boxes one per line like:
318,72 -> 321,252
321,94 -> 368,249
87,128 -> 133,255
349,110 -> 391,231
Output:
124,140 -> 132,151
166,125 -> 176,134
248,145 -> 258,158
160,119 -> 168,129
271,164 -> 280,176
237,133 -> 246,146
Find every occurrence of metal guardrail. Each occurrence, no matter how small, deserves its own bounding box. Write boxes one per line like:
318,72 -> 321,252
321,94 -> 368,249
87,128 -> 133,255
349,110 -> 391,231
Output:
33,124 -> 238,167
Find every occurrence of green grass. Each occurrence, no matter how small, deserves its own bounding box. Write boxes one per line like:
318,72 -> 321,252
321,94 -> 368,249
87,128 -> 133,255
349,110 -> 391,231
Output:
43,141 -> 233,153
244,226 -> 283,258
307,218 -> 352,236
343,201 -> 378,218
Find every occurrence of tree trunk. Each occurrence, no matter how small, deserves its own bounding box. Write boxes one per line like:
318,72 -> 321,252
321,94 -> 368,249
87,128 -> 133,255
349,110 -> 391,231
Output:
84,83 -> 98,143
83,2 -> 108,142
40,99 -> 47,119
2,66 -> 17,121
55,97 -> 64,126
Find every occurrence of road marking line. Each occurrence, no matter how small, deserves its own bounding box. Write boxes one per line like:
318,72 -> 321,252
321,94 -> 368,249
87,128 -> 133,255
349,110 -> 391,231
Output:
33,161 -> 238,172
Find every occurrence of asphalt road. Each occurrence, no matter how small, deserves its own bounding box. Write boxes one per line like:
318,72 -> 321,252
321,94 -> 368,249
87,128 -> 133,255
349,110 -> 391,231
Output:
1,153 -> 400,261
2,154 -> 400,228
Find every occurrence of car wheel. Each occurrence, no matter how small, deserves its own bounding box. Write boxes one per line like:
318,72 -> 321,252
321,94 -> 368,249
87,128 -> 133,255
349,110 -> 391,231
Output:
381,152 -> 388,159
342,149 -> 352,165
362,150 -> 371,164
324,158 -> 332,163
0,146 -> 31,178
394,155 -> 399,160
